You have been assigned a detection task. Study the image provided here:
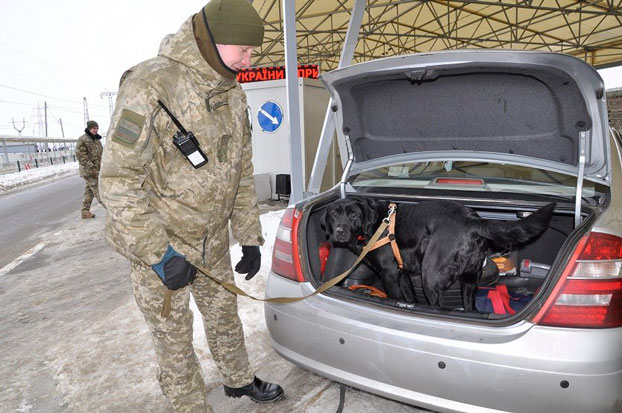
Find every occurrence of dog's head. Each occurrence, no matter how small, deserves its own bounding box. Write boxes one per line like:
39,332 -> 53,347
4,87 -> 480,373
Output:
320,198 -> 379,244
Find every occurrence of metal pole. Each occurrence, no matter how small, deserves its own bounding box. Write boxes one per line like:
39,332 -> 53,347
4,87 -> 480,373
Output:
101,91 -> 118,118
283,0 -> 304,204
59,118 -> 65,138
306,0 -> 366,196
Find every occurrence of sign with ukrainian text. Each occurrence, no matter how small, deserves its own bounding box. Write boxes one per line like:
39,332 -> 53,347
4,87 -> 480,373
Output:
237,64 -> 319,83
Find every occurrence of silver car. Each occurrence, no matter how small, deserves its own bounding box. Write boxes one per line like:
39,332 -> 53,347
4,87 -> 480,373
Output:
265,50 -> 622,412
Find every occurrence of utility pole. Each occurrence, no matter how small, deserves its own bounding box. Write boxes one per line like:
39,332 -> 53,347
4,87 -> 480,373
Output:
100,91 -> 118,118
12,118 -> 25,135
58,118 -> 65,138
83,97 -> 89,124
36,102 -> 42,136
36,103 -> 48,150
44,101 -> 48,137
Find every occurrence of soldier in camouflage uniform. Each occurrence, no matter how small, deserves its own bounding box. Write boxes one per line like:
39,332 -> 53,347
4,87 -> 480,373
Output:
75,120 -> 103,219
98,1 -> 283,412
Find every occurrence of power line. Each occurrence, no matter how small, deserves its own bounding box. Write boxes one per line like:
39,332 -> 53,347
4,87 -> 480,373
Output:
0,41 -> 101,85
47,106 -> 108,118
0,98 -> 37,106
12,117 -> 26,135
0,83 -> 82,104
47,107 -> 59,123
0,98 -> 108,111
0,125 -> 24,130
0,64 -> 54,85
101,91 -> 118,118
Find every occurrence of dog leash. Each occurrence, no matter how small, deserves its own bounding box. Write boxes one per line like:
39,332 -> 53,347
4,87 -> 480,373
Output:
160,215 -> 390,317
368,202 -> 404,269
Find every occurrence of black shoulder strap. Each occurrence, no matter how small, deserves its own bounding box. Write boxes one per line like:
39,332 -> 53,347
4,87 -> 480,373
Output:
157,99 -> 188,135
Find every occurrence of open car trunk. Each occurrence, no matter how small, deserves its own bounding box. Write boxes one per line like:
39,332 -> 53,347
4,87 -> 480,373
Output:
295,51 -> 610,321
300,192 -> 592,320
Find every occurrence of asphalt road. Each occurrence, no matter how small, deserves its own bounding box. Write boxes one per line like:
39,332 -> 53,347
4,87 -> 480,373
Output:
0,174 -> 86,269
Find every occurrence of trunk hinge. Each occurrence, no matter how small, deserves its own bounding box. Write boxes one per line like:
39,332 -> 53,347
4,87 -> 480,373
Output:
574,131 -> 587,228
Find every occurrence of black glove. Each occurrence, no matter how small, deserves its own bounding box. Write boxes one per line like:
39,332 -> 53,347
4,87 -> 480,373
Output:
235,245 -> 261,280
151,245 -> 197,290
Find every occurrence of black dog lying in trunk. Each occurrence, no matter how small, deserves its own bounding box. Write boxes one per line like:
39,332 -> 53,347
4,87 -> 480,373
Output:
321,198 -> 554,311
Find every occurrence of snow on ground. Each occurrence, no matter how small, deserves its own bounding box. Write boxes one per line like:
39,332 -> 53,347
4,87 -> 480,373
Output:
58,208 -> 289,412
0,162 -> 79,194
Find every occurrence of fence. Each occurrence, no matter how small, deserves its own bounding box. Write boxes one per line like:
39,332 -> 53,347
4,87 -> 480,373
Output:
0,152 -> 77,175
1,135 -> 79,175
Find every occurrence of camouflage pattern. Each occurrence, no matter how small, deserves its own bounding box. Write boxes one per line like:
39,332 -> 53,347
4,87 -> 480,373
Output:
99,16 -> 264,267
76,132 -> 103,211
99,16 -> 262,412
81,176 -> 102,212
130,251 -> 252,413
75,132 -> 103,178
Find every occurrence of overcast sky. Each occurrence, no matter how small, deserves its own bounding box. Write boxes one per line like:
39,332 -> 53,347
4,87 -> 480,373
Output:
1,1 -> 621,140
0,0 -> 206,138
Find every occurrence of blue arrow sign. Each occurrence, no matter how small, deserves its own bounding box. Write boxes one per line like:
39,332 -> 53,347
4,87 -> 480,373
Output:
257,101 -> 283,133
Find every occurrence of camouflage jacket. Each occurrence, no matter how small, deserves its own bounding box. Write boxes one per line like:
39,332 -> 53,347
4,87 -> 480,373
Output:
99,16 -> 264,268
75,131 -> 103,178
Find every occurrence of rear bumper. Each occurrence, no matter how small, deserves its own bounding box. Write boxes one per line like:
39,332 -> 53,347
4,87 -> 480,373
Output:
265,273 -> 622,413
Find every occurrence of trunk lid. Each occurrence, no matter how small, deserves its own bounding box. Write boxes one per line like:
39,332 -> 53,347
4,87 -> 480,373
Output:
320,50 -> 611,186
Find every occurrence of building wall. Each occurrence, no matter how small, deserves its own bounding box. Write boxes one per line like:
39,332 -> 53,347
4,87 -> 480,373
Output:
2,143 -> 37,153
607,89 -> 622,133
242,78 -> 335,199
3,149 -> 75,164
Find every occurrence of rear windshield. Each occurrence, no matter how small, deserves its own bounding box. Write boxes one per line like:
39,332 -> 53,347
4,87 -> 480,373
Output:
349,161 -> 608,204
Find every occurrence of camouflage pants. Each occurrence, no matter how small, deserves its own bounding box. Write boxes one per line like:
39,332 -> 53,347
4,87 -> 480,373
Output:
81,176 -> 102,211
130,251 -> 254,413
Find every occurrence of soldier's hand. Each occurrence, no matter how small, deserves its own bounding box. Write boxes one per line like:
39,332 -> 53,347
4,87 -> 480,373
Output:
235,245 -> 261,280
152,245 -> 197,290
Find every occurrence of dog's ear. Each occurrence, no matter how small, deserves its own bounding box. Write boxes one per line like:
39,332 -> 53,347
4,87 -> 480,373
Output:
320,206 -> 330,239
361,198 -> 379,237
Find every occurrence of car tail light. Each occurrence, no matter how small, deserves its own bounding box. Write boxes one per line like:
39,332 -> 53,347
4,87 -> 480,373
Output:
533,232 -> 622,328
271,207 -> 304,282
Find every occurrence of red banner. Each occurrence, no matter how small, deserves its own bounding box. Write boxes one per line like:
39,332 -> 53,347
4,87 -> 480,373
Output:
237,64 -> 319,83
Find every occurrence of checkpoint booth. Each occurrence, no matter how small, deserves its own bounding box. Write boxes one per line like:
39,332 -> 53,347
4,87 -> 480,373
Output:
240,65 -> 341,200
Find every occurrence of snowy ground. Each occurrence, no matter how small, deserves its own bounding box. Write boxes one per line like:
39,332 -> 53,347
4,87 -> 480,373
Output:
0,162 -> 79,194
0,172 -> 426,412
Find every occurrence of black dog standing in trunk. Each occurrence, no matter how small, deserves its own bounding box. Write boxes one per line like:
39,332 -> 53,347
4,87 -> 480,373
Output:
321,198 -> 555,311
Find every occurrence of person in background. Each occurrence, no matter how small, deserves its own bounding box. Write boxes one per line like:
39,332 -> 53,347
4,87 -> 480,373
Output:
75,120 -> 103,219
98,1 -> 283,411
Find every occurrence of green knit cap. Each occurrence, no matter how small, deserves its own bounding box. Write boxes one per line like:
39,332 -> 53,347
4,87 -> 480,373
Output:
202,0 -> 264,46
86,120 -> 98,129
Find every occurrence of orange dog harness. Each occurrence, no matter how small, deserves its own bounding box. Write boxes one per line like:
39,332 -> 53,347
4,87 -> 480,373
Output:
369,203 -> 404,269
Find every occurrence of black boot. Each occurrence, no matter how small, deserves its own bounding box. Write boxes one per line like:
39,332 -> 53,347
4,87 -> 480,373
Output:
223,376 -> 284,403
